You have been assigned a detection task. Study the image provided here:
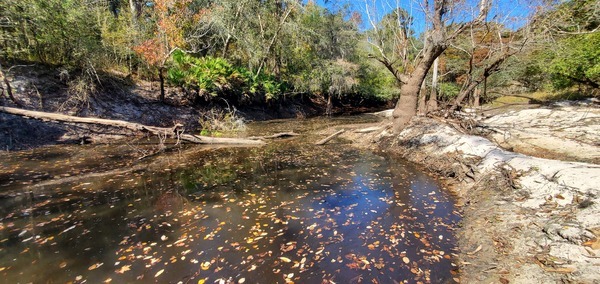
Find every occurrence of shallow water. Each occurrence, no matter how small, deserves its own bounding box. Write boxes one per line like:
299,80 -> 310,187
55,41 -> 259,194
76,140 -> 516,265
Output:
0,116 -> 460,283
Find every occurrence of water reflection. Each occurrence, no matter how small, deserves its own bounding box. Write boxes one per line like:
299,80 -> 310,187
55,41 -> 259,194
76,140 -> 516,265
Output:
0,117 -> 460,283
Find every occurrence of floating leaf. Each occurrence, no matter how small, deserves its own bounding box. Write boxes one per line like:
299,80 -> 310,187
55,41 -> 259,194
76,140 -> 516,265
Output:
88,262 -> 103,270
155,269 -> 164,277
201,261 -> 211,270
279,257 -> 292,263
116,265 -> 131,274
402,257 -> 410,264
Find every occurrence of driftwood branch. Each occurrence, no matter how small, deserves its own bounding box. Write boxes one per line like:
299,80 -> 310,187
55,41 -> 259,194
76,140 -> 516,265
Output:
248,132 -> 300,140
0,106 -> 265,146
315,129 -> 345,145
354,126 -> 383,134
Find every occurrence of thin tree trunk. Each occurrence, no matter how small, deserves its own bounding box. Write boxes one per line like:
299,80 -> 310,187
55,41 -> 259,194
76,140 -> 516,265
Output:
256,7 -> 292,77
221,5 -> 244,58
428,87 -> 438,112
159,67 -> 165,102
450,80 -> 480,112
473,86 -> 480,107
0,63 -> 23,107
417,81 -> 427,116
449,52 -> 513,113
129,0 -> 139,24
222,35 -> 232,58
326,94 -> 332,116
428,57 -> 439,111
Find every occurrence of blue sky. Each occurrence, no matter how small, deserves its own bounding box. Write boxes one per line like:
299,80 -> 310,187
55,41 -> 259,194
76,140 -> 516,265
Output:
306,0 -> 538,34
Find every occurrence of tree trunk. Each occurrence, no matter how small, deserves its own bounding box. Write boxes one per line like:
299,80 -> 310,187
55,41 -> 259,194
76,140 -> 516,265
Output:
449,51 -> 513,113
449,79 -> 481,113
417,82 -> 427,116
428,87 -> 438,112
159,67 -> 166,102
473,86 -> 480,107
392,45 -> 445,130
428,58 -> 439,111
255,8 -> 292,78
0,64 -> 23,107
129,0 -> 140,23
326,94 -> 332,116
222,34 -> 232,58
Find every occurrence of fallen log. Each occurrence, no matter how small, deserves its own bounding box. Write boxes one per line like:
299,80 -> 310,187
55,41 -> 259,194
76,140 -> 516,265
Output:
354,126 -> 383,133
0,106 -> 265,145
249,132 -> 300,140
315,129 -> 345,145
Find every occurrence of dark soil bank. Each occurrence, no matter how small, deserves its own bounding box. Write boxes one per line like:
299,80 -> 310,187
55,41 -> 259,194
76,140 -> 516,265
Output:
0,65 -> 391,150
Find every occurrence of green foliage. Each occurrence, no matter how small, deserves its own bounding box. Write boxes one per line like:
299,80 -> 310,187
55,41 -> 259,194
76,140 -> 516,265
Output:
438,82 -> 461,101
1,0 -> 396,107
508,53 -> 548,92
0,0 -> 117,68
355,62 -> 400,100
546,32 -> 600,90
168,50 -> 284,101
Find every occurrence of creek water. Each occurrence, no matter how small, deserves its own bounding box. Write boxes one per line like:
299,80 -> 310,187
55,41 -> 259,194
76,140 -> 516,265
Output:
0,116 -> 460,283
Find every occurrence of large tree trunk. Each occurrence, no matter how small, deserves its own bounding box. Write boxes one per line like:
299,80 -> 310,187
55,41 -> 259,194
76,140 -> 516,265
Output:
392,45 -> 445,130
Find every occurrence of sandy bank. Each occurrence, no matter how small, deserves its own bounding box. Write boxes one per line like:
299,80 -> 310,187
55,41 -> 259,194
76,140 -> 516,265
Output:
342,104 -> 600,283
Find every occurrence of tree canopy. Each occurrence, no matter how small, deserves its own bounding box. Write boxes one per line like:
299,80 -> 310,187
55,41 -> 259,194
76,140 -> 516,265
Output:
1,0 -> 597,111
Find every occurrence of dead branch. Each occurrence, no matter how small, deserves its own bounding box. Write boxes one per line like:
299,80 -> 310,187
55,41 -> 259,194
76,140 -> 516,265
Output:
315,129 -> 345,145
354,126 -> 383,133
248,132 -> 300,140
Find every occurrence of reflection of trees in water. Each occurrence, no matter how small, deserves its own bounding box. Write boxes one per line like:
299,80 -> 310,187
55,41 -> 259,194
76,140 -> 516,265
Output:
0,119 -> 461,283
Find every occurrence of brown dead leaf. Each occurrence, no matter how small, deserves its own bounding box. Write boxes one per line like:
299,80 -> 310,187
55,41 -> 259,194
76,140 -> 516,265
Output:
583,238 -> 600,250
116,265 -> 131,274
88,262 -> 103,270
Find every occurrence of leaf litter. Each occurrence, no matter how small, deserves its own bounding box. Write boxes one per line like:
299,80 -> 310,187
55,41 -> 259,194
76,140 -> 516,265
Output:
0,119 -> 461,283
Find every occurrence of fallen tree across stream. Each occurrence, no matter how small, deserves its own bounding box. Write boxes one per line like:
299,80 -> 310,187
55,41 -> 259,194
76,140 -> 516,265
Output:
0,106 -> 265,145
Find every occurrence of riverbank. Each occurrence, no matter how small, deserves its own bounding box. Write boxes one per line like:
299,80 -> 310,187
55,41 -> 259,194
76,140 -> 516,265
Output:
341,102 -> 600,283
0,65 -> 390,150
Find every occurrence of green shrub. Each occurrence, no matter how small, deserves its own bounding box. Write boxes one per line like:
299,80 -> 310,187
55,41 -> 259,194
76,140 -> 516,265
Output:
438,82 -> 461,101
168,50 -> 284,102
